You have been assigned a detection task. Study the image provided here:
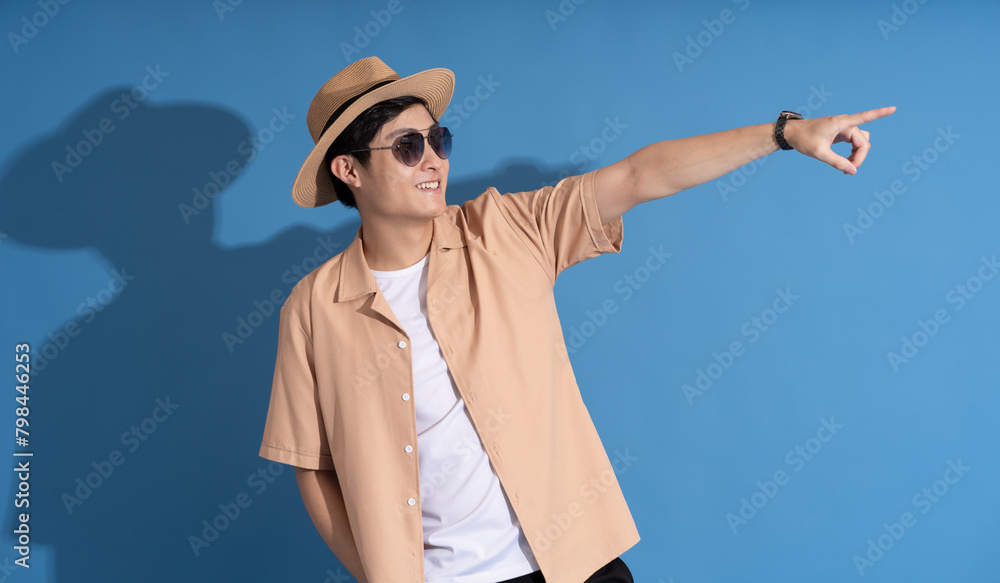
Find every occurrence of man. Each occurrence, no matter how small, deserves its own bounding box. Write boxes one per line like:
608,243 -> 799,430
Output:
258,57 -> 894,583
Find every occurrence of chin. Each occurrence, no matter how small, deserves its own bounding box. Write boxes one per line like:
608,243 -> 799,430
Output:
428,189 -> 448,211
428,199 -> 448,217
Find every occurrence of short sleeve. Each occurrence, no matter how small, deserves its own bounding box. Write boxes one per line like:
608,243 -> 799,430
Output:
258,305 -> 334,470
490,169 -> 624,283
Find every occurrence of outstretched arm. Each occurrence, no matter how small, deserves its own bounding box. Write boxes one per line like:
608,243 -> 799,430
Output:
593,106 -> 896,225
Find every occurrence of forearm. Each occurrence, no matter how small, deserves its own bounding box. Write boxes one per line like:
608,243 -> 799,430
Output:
627,121 -> 785,203
295,467 -> 367,582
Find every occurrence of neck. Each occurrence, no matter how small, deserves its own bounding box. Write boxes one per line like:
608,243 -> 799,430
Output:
359,217 -> 434,271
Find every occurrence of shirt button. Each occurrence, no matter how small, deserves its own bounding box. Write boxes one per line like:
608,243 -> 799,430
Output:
398,340 -> 407,349
404,445 -> 413,453
407,498 -> 416,506
401,393 -> 410,401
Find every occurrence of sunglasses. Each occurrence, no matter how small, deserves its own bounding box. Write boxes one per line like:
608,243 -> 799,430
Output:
350,126 -> 453,167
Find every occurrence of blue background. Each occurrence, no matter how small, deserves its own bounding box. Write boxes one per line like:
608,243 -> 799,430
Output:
1,0 -> 997,581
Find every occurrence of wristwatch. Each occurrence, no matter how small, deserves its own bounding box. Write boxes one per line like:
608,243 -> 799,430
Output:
774,110 -> 802,151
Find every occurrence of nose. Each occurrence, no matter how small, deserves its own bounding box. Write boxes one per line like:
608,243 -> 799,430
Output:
419,135 -> 445,168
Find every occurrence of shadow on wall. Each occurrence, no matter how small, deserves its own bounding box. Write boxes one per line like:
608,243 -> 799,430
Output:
0,89 -> 572,582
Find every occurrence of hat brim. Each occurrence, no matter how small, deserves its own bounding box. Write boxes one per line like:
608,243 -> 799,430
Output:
291,67 -> 455,209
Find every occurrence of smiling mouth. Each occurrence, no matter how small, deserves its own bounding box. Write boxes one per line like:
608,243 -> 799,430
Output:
416,181 -> 440,191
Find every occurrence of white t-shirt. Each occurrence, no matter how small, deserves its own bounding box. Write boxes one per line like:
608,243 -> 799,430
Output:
371,253 -> 540,583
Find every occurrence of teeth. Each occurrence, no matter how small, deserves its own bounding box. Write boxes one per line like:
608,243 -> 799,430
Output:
416,181 -> 439,190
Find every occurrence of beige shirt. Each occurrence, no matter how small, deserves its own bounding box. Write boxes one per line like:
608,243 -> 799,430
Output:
259,169 -> 640,583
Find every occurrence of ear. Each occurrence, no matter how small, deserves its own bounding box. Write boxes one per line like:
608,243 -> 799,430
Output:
330,154 -> 362,189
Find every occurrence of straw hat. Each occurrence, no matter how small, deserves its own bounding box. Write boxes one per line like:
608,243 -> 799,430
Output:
291,57 -> 455,208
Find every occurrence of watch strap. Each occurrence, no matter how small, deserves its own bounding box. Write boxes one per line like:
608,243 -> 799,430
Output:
774,110 -> 802,151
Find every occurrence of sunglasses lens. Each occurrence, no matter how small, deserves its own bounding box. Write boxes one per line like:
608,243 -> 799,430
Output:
397,133 -> 424,166
429,127 -> 452,160
393,128 -> 451,166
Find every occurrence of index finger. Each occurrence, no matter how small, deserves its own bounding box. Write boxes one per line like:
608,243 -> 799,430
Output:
844,106 -> 897,127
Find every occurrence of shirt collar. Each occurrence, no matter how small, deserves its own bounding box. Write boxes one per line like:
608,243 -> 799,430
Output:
333,211 -> 466,303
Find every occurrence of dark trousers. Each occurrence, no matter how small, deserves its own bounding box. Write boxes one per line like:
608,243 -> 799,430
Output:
496,557 -> 633,583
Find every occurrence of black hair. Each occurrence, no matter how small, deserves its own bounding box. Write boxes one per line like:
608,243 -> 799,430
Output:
323,95 -> 431,210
